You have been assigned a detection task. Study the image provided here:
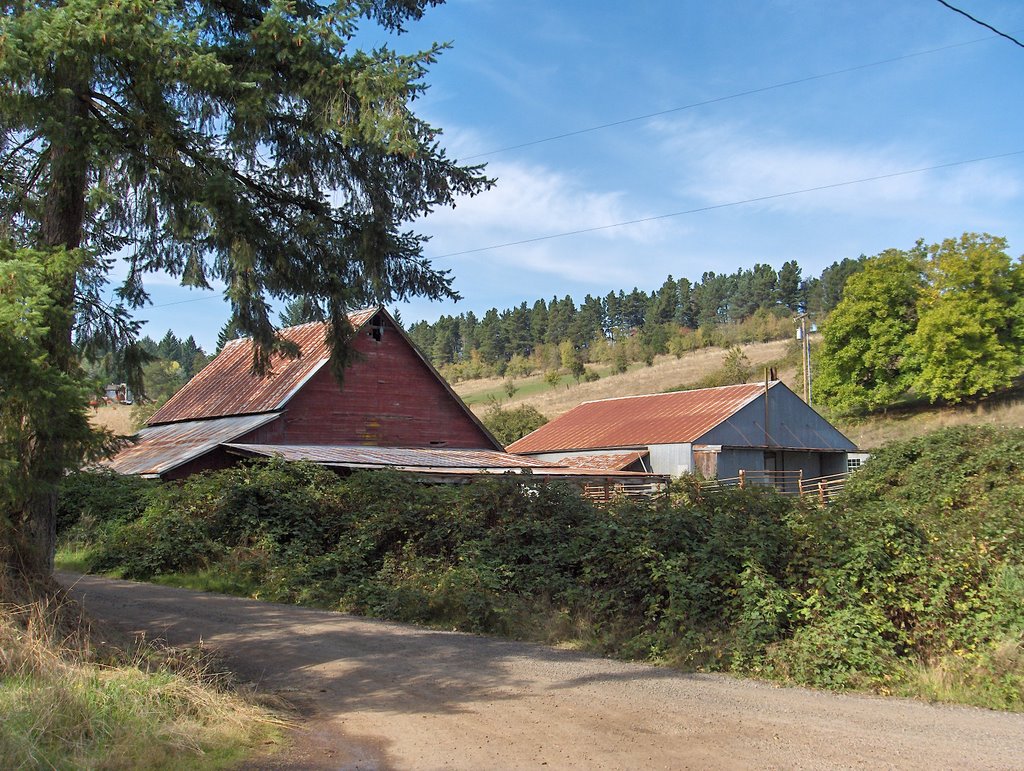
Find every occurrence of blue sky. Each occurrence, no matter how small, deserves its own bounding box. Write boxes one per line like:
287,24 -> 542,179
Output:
136,0 -> 1024,350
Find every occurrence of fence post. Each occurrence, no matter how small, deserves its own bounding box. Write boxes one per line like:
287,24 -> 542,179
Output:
818,480 -> 826,505
738,469 -> 745,489
798,469 -> 804,496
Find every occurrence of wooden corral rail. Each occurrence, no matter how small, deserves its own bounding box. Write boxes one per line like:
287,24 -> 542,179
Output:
798,472 -> 849,504
698,469 -> 853,504
579,479 -> 668,503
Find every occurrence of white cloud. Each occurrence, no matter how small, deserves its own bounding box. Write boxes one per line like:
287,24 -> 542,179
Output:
420,159 -> 681,286
649,117 -> 1022,220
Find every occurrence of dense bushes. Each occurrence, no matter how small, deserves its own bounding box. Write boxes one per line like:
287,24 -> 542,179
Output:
59,427 -> 1024,709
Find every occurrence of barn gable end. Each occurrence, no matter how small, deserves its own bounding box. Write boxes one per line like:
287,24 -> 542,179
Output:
249,312 -> 499,449
105,307 -> 501,479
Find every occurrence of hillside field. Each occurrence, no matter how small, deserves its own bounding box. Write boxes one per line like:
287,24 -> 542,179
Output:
452,340 -> 1024,450
92,338 -> 1024,451
454,340 -> 796,418
89,403 -> 137,437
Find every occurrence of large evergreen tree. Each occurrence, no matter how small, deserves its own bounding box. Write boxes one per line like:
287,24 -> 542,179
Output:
0,0 -> 491,573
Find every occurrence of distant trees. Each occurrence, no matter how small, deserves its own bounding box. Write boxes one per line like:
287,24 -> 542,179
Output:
817,234 -> 1024,415
279,297 -> 326,328
408,257 -> 852,382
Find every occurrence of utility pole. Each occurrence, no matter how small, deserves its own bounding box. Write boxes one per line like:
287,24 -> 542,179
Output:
796,313 -> 811,405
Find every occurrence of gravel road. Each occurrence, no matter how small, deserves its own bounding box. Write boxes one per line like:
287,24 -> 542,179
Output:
60,573 -> 1024,770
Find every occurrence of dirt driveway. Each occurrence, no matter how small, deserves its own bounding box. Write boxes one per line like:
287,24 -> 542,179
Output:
60,573 -> 1024,770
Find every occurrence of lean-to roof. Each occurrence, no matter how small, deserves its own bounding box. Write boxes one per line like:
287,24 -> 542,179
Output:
104,413 -> 280,477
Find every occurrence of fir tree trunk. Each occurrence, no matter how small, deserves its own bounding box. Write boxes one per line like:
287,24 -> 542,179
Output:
17,59 -> 90,576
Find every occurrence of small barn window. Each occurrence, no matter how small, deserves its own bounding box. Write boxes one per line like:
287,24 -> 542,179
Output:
847,457 -> 863,473
369,320 -> 384,341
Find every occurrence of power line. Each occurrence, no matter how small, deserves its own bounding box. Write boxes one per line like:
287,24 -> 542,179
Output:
431,149 -> 1024,259
460,35 -> 1001,161
147,150 -> 1024,300
147,292 -> 221,309
934,1 -> 1024,48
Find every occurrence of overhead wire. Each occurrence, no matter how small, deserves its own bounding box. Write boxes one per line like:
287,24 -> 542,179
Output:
430,149 -> 1024,259
934,0 -> 1024,48
460,34 -> 1004,161
148,29 -> 1021,307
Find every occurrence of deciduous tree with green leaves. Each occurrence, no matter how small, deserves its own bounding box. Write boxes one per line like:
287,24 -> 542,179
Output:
911,234 -> 1024,403
0,0 -> 491,574
814,246 -> 926,415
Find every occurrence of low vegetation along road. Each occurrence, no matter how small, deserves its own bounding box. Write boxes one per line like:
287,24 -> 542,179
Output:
62,574 -> 1024,770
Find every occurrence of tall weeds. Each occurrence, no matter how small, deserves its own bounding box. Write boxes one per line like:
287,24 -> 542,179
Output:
0,569 -> 280,769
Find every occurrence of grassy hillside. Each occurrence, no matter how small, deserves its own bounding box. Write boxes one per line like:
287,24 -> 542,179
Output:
93,338 -> 1024,450
453,338 -> 1024,450
835,389 -> 1024,450
455,339 -> 797,419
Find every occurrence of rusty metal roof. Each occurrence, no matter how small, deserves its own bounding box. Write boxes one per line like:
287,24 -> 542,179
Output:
223,443 -> 660,480
507,382 -> 770,454
553,451 -> 648,471
223,443 -> 562,470
103,413 -> 281,477
148,308 -> 379,425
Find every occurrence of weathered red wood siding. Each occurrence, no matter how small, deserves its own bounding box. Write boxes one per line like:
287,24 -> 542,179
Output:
246,317 -> 494,449
162,447 -> 239,481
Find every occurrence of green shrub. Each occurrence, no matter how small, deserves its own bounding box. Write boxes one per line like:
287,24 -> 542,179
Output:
90,493 -> 220,579
57,469 -> 156,535
63,426 -> 1024,709
765,606 -> 903,690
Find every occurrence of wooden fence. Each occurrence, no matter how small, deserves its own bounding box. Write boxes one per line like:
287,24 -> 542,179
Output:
698,468 -> 852,504
578,478 -> 669,503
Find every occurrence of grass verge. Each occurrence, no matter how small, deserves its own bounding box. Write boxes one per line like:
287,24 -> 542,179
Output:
1,568 -> 286,769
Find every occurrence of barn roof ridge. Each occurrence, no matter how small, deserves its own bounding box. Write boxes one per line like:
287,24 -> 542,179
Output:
220,306 -> 380,347
576,380 -> 778,408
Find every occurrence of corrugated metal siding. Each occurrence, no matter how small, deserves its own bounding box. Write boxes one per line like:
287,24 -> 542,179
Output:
148,308 -> 378,425
701,384 -> 857,451
103,413 -> 281,476
508,383 -> 767,453
717,448 -> 764,480
648,443 -> 694,476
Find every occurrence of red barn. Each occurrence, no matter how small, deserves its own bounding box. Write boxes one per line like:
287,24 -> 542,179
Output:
107,307 -> 515,480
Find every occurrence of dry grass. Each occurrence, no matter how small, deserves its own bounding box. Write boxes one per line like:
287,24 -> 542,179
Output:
456,340 -> 795,420
900,640 -> 1024,711
88,404 -> 138,436
836,396 -> 1024,450
452,340 -> 1024,450
0,568 -> 284,769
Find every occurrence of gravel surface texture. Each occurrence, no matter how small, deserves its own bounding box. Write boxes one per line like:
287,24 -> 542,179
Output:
60,572 -> 1024,770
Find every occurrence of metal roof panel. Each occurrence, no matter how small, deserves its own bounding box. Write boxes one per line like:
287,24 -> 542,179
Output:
148,308 -> 379,425
554,452 -> 648,471
508,383 -> 769,453
223,443 -> 562,470
103,413 -> 281,476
